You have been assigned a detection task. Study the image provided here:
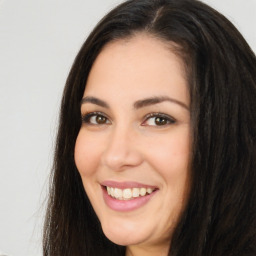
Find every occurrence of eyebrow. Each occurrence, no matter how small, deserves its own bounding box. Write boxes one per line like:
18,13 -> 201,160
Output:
134,96 -> 189,110
81,96 -> 110,108
81,96 -> 189,110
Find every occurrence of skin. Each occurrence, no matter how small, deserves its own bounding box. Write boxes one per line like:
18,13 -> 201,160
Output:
75,33 -> 191,256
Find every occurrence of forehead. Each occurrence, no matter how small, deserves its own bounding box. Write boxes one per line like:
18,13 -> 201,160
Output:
84,34 -> 189,105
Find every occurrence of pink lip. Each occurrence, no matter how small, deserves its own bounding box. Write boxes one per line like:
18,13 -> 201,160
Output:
101,181 -> 158,212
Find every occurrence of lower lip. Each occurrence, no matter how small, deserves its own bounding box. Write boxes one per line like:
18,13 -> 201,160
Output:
102,187 -> 157,212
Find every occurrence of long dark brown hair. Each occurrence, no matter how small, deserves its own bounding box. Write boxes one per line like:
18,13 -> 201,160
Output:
43,0 -> 256,255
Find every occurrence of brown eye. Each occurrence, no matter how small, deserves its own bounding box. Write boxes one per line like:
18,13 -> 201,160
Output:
82,112 -> 110,125
96,115 -> 107,124
155,117 -> 168,126
142,113 -> 176,126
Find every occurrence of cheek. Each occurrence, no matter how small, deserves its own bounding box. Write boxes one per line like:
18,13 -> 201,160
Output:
74,130 -> 103,177
148,129 -> 190,172
144,127 -> 191,198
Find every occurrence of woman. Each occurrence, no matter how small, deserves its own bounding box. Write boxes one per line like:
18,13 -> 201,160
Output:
43,0 -> 256,255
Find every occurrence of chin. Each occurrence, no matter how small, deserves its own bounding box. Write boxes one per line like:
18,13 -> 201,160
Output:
100,219 -> 151,246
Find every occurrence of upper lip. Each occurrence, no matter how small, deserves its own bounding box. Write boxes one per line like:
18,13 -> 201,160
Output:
101,180 -> 158,189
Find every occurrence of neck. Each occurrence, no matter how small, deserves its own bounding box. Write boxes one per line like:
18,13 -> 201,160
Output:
126,243 -> 170,256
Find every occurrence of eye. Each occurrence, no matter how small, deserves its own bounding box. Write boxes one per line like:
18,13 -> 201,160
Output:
142,113 -> 176,126
82,112 -> 110,125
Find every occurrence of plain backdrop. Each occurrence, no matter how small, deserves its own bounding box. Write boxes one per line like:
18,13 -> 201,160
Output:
0,0 -> 255,255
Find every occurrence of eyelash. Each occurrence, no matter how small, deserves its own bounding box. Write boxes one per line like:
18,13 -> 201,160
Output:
81,111 -> 110,125
81,111 -> 176,126
142,112 -> 176,126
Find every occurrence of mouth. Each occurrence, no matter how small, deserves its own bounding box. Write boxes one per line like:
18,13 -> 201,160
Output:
101,181 -> 159,212
104,186 -> 157,200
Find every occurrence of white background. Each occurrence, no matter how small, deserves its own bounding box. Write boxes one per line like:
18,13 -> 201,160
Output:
0,0 -> 255,255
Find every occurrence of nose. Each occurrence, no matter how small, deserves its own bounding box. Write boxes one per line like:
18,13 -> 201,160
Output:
101,126 -> 143,171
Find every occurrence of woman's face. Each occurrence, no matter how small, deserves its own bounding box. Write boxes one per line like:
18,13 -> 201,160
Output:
75,34 -> 191,253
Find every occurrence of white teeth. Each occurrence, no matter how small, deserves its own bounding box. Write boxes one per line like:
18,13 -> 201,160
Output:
123,188 -> 132,199
110,187 -> 115,197
147,188 -> 153,194
132,188 -> 140,197
140,188 -> 146,196
106,186 -> 155,200
114,188 -> 122,199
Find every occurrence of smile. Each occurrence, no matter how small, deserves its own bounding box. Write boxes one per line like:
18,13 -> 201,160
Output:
106,186 -> 155,200
101,182 -> 158,212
